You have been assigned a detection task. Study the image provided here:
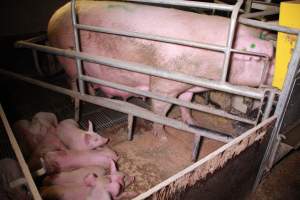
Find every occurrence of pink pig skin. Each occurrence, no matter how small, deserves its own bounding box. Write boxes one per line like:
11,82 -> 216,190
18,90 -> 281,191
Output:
43,165 -> 107,186
40,185 -> 91,200
48,1 -> 275,135
28,131 -> 67,171
13,112 -> 58,158
42,149 -> 117,174
56,119 -> 108,150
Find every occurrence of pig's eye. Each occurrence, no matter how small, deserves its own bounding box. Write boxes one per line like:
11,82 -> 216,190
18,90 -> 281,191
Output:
93,173 -> 98,178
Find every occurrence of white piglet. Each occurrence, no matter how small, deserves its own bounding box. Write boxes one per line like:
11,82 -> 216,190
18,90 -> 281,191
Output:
56,119 -> 108,150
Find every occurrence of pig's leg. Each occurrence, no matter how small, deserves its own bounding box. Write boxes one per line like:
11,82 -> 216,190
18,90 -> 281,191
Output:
150,79 -> 188,138
178,87 -> 208,126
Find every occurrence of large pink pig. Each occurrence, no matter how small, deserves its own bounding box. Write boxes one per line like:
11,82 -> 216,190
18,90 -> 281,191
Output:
56,119 -> 108,150
48,1 -> 275,136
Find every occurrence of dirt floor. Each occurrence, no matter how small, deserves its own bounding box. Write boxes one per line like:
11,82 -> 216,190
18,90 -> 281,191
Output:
251,150 -> 300,200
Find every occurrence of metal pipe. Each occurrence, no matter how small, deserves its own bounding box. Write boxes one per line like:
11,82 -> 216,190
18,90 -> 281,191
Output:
245,0 -> 253,13
32,49 -> 43,76
71,0 -> 85,94
76,24 -> 226,53
0,105 -> 42,200
128,114 -> 134,140
15,41 -> 265,99
124,0 -> 234,11
240,9 -> 279,19
0,69 -> 232,143
76,24 -> 271,59
221,0 -> 243,82
239,17 -> 300,34
253,35 -> 300,191
262,89 -> 276,121
81,75 -> 256,124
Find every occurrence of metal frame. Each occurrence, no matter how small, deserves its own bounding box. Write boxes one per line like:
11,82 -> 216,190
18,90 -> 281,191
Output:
11,0 -> 299,162
12,0 -> 279,161
1,0 -> 300,196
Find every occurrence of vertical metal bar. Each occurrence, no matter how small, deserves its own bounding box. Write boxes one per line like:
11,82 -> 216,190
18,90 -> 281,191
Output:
128,114 -> 134,140
245,0 -> 253,13
253,35 -> 300,191
221,0 -> 243,82
262,89 -> 276,121
32,49 -> 43,76
71,0 -> 84,121
192,135 -> 202,161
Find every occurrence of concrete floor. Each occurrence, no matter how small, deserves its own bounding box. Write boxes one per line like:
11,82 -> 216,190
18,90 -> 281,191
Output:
251,149 -> 300,200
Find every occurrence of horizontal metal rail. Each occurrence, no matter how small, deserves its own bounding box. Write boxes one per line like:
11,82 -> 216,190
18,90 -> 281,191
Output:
124,0 -> 234,11
76,24 -> 270,59
15,41 -> 265,100
239,17 -> 300,35
0,69 -> 233,143
240,9 -> 279,19
81,75 -> 256,124
76,24 -> 225,53
0,104 -> 42,200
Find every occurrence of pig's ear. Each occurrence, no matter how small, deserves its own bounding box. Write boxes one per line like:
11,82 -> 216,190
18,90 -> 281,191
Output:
88,120 -> 94,133
84,173 -> 97,187
110,160 -> 117,174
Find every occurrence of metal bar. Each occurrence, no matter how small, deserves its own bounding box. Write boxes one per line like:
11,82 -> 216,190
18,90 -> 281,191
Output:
71,0 -> 85,94
240,9 -> 279,19
77,24 -> 271,59
81,75 -> 256,124
128,114 -> 134,140
124,0 -> 234,11
76,24 -> 226,53
253,35 -> 300,191
15,41 -> 265,99
245,0 -> 253,13
192,135 -> 202,161
32,49 -> 43,76
262,90 -> 276,121
71,0 -> 84,121
0,69 -> 232,143
0,104 -> 42,200
221,0 -> 243,82
25,34 -> 47,43
239,17 -> 300,34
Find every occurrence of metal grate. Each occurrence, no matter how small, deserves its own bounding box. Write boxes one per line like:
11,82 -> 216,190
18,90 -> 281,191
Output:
79,97 -> 150,132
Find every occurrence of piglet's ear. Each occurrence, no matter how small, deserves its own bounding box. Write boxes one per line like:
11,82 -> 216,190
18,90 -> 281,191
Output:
88,120 -> 94,133
84,173 -> 97,187
110,160 -> 117,174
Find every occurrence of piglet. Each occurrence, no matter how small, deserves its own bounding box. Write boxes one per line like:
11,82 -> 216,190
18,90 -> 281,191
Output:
28,131 -> 67,171
13,112 -> 58,157
56,119 -> 108,150
42,148 -> 118,174
43,165 -> 107,186
85,172 -> 136,200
